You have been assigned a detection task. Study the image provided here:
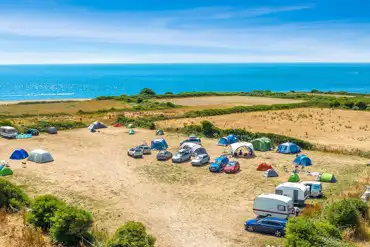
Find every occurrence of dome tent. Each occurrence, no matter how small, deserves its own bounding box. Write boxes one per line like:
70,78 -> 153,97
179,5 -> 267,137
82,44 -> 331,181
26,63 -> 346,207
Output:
251,137 -> 273,152
128,129 -> 135,135
25,128 -> 39,136
288,173 -> 300,182
10,149 -> 29,160
28,149 -> 54,163
294,154 -> 312,167
190,144 -> 207,157
112,123 -> 122,127
320,173 -> 336,183
264,169 -> 278,177
230,142 -> 254,158
277,142 -> 301,154
156,130 -> 164,135
88,121 -> 107,131
217,134 -> 238,146
257,162 -> 273,171
151,138 -> 168,151
0,167 -> 13,176
47,127 -> 57,134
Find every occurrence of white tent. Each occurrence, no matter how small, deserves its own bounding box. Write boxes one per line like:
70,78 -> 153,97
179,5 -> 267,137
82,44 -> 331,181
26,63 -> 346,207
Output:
230,142 -> 255,158
28,149 -> 54,163
180,142 -> 198,151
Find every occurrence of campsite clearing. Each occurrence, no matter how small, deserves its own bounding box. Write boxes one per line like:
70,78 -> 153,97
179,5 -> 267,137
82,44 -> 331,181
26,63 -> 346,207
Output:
156,108 -> 370,153
2,128 -> 368,247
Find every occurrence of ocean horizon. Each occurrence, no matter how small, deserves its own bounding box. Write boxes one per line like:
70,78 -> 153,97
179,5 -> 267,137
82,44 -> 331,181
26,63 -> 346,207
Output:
0,63 -> 369,101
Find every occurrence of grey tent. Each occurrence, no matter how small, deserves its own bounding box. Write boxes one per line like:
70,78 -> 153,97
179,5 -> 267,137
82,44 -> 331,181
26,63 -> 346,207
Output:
88,121 -> 107,131
191,145 -> 208,157
264,169 -> 278,177
28,149 -> 54,163
47,127 -> 57,134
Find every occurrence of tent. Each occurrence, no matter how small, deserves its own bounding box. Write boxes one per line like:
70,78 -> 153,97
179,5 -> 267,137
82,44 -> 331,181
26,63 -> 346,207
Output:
127,123 -> 134,128
0,167 -> 13,176
156,130 -> 164,135
128,129 -> 135,135
112,123 -> 122,127
230,142 -> 254,158
277,142 -> 301,154
25,128 -> 39,136
151,138 -> 168,151
180,142 -> 197,151
88,121 -> 107,131
257,162 -> 273,171
10,149 -> 29,160
47,127 -> 57,134
320,173 -> 336,183
251,137 -> 273,152
288,173 -> 300,182
16,134 -> 32,139
28,149 -> 54,163
190,144 -> 207,157
217,134 -> 238,146
264,169 -> 278,177
294,154 -> 312,167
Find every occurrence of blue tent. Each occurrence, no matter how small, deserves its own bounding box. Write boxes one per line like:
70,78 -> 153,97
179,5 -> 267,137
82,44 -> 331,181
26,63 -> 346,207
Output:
217,134 -> 238,146
10,149 -> 29,160
294,154 -> 312,166
277,142 -> 301,154
151,138 -> 169,150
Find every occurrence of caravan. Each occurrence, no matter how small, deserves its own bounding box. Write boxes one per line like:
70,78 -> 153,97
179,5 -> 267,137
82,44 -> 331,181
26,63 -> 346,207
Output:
253,194 -> 298,219
275,182 -> 309,206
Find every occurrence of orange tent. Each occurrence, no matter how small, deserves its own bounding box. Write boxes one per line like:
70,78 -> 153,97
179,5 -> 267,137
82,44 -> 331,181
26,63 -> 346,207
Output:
257,162 -> 273,171
113,123 -> 123,127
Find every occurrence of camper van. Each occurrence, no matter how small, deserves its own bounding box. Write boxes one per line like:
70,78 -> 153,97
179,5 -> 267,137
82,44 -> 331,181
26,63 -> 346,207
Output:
275,182 -> 309,206
0,126 -> 18,139
253,194 -> 298,219
301,181 -> 323,198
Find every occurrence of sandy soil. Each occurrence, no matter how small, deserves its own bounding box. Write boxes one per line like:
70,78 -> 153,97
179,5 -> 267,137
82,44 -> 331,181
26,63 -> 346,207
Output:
1,128 -> 367,247
157,108 -> 370,153
156,96 -> 304,107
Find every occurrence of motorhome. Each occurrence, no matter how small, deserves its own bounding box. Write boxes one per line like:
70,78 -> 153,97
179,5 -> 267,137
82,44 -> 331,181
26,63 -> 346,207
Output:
253,194 -> 298,219
275,182 -> 310,206
0,126 -> 18,139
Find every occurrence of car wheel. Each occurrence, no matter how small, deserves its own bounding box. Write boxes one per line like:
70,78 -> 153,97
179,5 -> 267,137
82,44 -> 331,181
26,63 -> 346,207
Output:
274,231 -> 282,237
246,226 -> 254,232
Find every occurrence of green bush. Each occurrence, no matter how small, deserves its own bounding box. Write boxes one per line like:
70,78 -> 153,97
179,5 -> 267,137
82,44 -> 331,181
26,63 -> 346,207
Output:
324,199 -> 362,229
355,101 -> 367,110
140,88 -> 156,96
0,178 -> 29,211
26,121 -> 87,132
27,195 -> 66,231
50,205 -> 93,245
108,221 -> 156,247
116,116 -> 156,130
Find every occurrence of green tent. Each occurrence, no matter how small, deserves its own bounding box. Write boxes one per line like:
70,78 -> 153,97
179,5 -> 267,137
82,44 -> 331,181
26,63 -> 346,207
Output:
251,137 -> 273,152
288,173 -> 300,182
156,130 -> 164,135
128,129 -> 135,135
320,173 -> 336,183
0,167 -> 13,176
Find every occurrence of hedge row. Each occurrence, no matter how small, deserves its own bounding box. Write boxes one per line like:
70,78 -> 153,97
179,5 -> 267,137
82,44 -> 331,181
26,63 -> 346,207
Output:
25,121 -> 87,132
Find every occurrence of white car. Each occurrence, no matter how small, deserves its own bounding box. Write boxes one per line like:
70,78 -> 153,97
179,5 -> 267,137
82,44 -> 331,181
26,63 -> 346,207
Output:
172,149 -> 191,163
127,148 -> 143,158
0,126 -> 18,139
191,154 -> 210,166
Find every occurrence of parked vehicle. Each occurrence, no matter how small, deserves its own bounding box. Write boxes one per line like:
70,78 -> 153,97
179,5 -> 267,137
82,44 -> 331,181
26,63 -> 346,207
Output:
172,149 -> 191,163
127,148 -> 143,158
0,126 -> 18,139
137,145 -> 152,154
157,150 -> 173,161
244,217 -> 287,237
224,160 -> 240,174
275,182 -> 310,206
180,136 -> 201,146
191,154 -> 210,166
301,181 -> 323,198
253,194 -> 298,219
209,156 -> 229,173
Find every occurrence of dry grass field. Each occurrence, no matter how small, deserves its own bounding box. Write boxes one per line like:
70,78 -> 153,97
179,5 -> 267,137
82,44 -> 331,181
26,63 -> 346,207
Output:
2,128 -> 368,247
157,108 -> 370,153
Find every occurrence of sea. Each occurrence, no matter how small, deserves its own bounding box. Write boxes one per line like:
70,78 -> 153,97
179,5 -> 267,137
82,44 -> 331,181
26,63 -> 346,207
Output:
0,63 -> 369,101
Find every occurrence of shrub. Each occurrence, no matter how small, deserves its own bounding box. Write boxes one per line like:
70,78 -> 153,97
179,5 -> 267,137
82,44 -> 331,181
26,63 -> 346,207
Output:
330,100 -> 341,108
108,221 -> 156,247
50,205 -> 93,245
25,121 -> 86,132
324,198 -> 361,229
136,97 -> 144,104
0,179 -> 29,211
140,88 -> 156,96
164,92 -> 173,94
355,101 -> 367,110
27,195 -> 66,231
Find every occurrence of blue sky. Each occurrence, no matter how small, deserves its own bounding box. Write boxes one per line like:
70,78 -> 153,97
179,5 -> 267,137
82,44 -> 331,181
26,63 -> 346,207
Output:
0,0 -> 370,64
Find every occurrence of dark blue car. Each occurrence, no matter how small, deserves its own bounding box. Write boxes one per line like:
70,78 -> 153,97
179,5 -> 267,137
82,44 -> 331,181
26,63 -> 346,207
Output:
209,156 -> 229,173
244,217 -> 287,237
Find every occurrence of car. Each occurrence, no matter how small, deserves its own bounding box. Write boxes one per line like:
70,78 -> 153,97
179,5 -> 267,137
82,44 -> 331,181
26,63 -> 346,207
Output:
157,150 -> 173,161
127,148 -> 143,158
180,136 -> 201,146
224,160 -> 240,174
209,156 -> 229,173
137,145 -> 152,154
172,149 -> 192,163
191,154 -> 210,166
244,217 -> 287,237
0,126 -> 18,139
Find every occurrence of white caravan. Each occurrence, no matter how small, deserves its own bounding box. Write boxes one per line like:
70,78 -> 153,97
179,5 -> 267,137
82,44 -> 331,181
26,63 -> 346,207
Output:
253,194 -> 297,219
275,182 -> 310,206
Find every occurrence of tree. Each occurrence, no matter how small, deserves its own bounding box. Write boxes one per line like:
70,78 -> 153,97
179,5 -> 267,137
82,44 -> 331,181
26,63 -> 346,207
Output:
139,88 -> 156,96
201,120 -> 219,137
164,92 -> 173,95
108,221 -> 156,247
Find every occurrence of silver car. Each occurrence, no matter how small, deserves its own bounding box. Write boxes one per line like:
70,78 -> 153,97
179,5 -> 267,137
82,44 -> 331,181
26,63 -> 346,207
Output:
172,149 -> 191,163
157,150 -> 173,161
137,145 -> 152,155
191,154 -> 210,166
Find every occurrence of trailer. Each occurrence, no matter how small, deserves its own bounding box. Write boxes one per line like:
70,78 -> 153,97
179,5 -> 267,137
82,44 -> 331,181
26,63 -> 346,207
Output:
253,194 -> 297,219
275,182 -> 310,206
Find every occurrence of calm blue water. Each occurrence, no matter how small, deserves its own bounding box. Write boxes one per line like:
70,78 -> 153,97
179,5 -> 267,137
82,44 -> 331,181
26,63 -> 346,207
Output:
0,63 -> 369,101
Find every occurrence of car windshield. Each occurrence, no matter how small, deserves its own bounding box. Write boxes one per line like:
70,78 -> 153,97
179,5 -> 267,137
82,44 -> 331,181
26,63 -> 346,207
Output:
227,162 -> 236,167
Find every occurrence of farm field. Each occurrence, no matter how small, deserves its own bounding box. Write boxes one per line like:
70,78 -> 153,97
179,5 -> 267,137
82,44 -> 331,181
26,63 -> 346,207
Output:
2,128 -> 368,247
157,108 -> 370,153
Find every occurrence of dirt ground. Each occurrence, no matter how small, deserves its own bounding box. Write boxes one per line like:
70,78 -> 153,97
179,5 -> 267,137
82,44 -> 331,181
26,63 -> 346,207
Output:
156,96 -> 303,108
1,128 -> 367,247
157,108 -> 370,153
